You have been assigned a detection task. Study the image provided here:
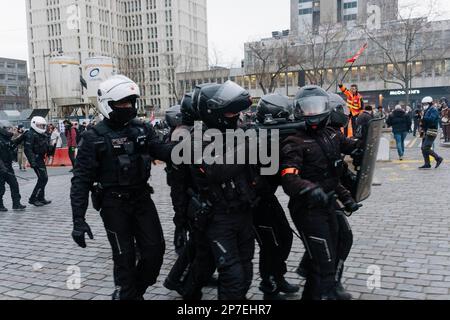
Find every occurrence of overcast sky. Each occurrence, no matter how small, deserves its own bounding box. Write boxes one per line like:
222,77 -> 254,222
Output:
0,0 -> 448,68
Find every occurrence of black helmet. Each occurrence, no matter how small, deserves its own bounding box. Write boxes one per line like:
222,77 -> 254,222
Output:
180,92 -> 198,126
197,81 -> 252,130
165,105 -> 182,129
329,93 -> 350,128
192,83 -> 217,114
294,85 -> 332,128
256,93 -> 292,125
440,97 -> 449,107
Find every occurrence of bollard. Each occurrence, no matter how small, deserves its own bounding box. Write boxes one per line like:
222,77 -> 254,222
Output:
377,128 -> 392,162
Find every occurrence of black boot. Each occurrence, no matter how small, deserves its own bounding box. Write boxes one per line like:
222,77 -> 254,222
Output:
29,199 -> 44,207
13,203 -> 26,211
276,277 -> 300,294
164,277 -> 185,296
334,282 -> 353,300
38,199 -> 52,205
260,277 -> 285,301
0,201 -> 7,212
436,157 -> 444,169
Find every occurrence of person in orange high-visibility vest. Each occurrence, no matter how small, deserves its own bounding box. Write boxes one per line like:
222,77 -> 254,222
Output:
339,83 -> 364,137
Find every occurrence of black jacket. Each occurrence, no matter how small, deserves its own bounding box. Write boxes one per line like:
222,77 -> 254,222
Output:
386,110 -> 412,134
70,119 -> 174,220
280,127 -> 361,209
0,129 -> 15,171
24,129 -> 49,167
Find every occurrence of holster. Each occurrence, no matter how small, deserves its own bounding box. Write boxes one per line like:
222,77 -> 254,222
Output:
91,185 -> 104,211
188,189 -> 213,232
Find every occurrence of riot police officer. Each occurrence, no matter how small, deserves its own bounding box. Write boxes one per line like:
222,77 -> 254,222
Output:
189,81 -> 258,300
25,116 -> 51,207
281,85 -> 362,300
70,75 -> 173,300
0,120 -> 26,212
164,92 -> 217,300
296,92 -> 359,300
253,94 -> 299,300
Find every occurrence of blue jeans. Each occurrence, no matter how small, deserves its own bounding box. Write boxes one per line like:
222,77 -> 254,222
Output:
394,132 -> 408,158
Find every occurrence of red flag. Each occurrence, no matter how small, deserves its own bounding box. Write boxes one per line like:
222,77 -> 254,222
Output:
346,43 -> 368,64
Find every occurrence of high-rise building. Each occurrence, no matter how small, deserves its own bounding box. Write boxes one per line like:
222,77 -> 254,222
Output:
0,58 -> 29,111
291,0 -> 398,34
26,0 -> 208,116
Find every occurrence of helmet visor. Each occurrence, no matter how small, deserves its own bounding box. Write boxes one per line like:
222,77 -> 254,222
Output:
296,96 -> 330,117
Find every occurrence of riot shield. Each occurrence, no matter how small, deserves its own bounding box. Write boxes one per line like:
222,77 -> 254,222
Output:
354,117 -> 384,203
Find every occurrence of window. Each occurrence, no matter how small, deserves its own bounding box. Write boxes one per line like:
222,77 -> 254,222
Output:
343,1 -> 357,9
299,8 -> 313,15
344,14 -> 357,21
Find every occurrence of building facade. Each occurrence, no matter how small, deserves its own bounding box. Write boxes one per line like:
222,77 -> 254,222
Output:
290,0 -> 398,34
242,16 -> 450,110
26,0 -> 208,116
0,58 -> 29,111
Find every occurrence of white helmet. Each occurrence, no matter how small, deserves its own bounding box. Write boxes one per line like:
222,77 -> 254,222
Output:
97,75 -> 140,119
422,96 -> 433,104
31,116 -> 47,135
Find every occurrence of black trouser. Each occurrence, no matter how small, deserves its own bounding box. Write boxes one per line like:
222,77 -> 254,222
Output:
290,202 -> 338,300
100,192 -> 165,300
335,211 -> 353,283
299,210 -> 353,284
181,228 -> 216,300
68,147 -> 76,167
30,159 -> 48,202
206,207 -> 255,300
167,232 -> 195,286
0,164 -> 21,206
422,135 -> 442,165
253,194 -> 293,293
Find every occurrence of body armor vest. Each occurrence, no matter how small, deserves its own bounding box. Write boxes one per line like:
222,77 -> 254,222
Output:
92,120 -> 152,189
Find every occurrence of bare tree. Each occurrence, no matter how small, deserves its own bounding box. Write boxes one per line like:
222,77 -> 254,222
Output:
246,40 -> 299,95
363,0 -> 449,105
295,19 -> 351,88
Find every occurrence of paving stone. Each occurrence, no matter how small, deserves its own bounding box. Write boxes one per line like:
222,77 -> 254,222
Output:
2,155 -> 450,300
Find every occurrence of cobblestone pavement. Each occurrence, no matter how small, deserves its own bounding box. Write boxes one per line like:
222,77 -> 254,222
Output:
1,137 -> 450,301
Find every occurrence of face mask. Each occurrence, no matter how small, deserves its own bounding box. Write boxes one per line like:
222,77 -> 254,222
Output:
110,107 -> 137,126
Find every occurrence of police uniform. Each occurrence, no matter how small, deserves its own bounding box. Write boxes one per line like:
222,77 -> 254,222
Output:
71,119 -> 172,300
0,126 -> 24,210
24,127 -> 50,205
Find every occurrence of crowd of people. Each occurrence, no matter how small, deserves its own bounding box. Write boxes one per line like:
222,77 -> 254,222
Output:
0,119 -> 97,211
381,97 -> 447,168
66,75 -> 369,301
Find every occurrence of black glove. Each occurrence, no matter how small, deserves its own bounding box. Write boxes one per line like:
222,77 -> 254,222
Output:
174,226 -> 187,254
72,218 -> 94,248
307,188 -> 329,208
344,201 -> 363,214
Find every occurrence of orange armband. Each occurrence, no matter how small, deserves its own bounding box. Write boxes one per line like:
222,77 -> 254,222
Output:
281,168 -> 300,177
